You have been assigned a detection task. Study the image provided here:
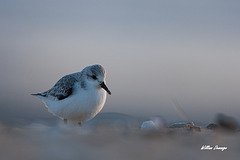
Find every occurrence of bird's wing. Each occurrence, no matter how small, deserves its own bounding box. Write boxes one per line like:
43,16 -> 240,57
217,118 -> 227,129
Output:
45,75 -> 78,100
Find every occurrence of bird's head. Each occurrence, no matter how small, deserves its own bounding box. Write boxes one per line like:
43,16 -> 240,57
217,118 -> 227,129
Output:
84,64 -> 111,95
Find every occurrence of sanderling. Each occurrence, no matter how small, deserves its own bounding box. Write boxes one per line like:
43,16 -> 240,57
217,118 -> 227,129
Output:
32,64 -> 111,126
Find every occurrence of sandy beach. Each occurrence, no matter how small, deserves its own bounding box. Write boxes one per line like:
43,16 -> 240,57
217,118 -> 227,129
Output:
0,113 -> 239,160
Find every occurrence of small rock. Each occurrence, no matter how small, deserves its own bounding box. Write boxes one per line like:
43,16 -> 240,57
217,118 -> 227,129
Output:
215,113 -> 238,131
140,121 -> 157,131
169,122 -> 201,132
206,123 -> 219,130
169,122 -> 194,128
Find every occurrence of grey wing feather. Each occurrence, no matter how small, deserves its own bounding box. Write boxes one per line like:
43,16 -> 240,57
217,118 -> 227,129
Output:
45,75 -> 78,100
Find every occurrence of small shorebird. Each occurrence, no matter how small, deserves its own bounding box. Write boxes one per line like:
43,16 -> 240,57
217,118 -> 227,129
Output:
32,64 -> 111,126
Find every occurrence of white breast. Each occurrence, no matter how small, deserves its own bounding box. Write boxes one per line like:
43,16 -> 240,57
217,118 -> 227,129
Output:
41,86 -> 106,122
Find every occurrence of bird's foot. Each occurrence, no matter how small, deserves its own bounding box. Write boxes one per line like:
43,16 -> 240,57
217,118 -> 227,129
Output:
78,122 -> 82,127
64,119 -> 67,124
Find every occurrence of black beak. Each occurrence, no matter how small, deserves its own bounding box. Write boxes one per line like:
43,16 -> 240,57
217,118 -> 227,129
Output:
100,82 -> 111,95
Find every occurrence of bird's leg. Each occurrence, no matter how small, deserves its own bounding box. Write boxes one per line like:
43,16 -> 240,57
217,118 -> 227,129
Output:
64,119 -> 67,124
78,122 -> 82,127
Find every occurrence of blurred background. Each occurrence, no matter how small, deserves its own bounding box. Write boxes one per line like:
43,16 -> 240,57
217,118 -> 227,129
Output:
0,0 -> 240,126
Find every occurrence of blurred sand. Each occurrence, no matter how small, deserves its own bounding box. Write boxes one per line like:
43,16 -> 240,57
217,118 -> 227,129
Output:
0,113 -> 239,160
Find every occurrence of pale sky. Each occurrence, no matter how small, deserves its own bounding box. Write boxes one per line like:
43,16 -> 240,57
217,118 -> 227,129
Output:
1,0 -> 240,125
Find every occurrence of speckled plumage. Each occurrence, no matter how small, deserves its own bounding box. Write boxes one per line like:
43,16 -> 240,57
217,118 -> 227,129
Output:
39,73 -> 81,100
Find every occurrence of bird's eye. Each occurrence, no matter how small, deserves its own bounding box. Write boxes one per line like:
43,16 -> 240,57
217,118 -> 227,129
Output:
91,75 -> 97,80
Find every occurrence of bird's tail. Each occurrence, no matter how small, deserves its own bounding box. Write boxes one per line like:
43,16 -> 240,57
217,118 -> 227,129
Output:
31,93 -> 46,97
